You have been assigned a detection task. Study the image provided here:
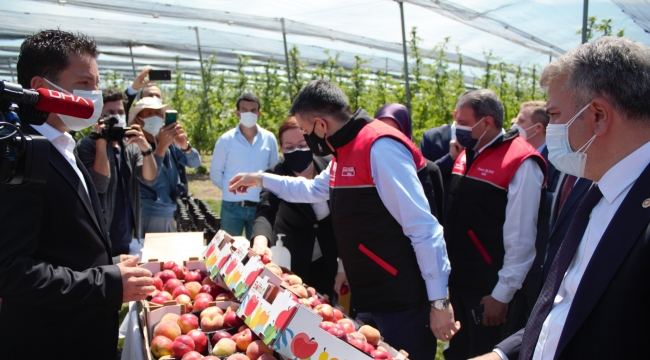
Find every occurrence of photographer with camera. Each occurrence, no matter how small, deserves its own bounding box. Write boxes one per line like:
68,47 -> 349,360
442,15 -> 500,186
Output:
128,97 -> 201,235
76,89 -> 160,256
0,30 -> 155,359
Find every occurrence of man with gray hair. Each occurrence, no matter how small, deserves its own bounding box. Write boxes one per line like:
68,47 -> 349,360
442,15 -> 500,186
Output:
443,89 -> 547,359
472,36 -> 650,360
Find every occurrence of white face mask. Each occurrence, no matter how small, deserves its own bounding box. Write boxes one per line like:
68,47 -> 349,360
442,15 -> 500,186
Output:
142,116 -> 164,136
44,78 -> 103,131
239,112 -> 258,128
113,114 -> 126,128
512,123 -> 538,141
547,103 -> 597,178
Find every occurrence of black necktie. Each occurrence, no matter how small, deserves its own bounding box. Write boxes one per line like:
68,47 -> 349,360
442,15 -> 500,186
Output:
520,184 -> 603,359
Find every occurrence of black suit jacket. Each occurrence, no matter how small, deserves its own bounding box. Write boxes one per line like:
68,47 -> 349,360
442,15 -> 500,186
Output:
497,161 -> 650,360
251,155 -> 338,297
0,125 -> 123,359
419,123 -> 453,222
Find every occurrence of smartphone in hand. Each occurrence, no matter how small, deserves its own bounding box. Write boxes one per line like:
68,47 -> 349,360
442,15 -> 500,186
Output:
471,304 -> 485,325
165,110 -> 178,127
148,69 -> 171,81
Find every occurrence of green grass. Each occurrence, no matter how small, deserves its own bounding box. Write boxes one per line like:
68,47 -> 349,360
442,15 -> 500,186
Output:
205,199 -> 222,216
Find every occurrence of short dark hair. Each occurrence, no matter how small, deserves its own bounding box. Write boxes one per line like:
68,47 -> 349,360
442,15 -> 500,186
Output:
289,80 -> 351,123
456,89 -> 505,129
102,88 -> 125,104
236,93 -> 261,111
17,30 -> 99,88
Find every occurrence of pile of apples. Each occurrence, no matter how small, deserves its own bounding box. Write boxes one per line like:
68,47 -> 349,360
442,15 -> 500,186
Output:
264,263 -> 329,308
149,261 -> 235,313
150,306 -> 276,360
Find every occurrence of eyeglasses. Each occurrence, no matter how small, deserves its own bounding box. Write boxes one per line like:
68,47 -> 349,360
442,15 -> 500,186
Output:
282,141 -> 309,152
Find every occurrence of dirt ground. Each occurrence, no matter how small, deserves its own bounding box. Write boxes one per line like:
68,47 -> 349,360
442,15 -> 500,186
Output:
187,154 -> 223,214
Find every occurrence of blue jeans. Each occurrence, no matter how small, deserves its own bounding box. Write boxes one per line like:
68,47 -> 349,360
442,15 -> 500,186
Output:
220,201 -> 256,239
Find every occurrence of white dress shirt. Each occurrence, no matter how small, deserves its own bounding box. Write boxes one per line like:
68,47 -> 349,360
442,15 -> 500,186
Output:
474,131 -> 544,303
262,137 -> 451,300
32,122 -> 89,195
210,124 -> 279,202
495,139 -> 650,360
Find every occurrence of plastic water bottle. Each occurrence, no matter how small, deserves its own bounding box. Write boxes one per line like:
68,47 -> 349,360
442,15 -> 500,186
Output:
271,234 -> 291,270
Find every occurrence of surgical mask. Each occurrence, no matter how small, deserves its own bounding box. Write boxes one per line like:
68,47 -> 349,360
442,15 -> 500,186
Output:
113,114 -> 126,128
512,123 -> 538,141
547,103 -> 596,178
283,148 -> 313,173
44,78 -> 103,131
142,116 -> 164,136
455,118 -> 486,150
239,112 -> 258,128
304,121 -> 333,156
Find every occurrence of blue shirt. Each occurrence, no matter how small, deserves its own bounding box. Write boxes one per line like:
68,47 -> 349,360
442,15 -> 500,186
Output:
210,124 -> 279,202
140,144 -> 201,218
262,137 -> 451,300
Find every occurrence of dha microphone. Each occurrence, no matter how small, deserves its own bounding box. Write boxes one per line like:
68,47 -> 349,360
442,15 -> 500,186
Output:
0,81 -> 94,119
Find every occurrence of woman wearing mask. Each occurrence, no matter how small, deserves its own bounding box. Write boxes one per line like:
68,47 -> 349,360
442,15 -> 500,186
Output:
374,103 -> 445,219
250,117 -> 338,299
128,97 -> 201,236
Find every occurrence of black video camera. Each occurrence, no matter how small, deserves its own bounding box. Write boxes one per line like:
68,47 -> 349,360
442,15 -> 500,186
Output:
99,115 -> 135,142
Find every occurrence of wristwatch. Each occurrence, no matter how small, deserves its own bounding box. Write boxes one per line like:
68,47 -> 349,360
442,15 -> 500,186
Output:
89,131 -> 103,140
141,148 -> 153,157
431,298 -> 451,310
182,142 -> 192,153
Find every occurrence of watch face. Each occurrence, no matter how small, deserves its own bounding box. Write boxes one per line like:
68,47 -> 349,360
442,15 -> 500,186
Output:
434,300 -> 443,310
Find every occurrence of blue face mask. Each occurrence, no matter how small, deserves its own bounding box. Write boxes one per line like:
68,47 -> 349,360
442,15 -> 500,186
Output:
455,118 -> 486,150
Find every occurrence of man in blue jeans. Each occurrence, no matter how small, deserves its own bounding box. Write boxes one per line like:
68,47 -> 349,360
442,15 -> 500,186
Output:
210,93 -> 278,238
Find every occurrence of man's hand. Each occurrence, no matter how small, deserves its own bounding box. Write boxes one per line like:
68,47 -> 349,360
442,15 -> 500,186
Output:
131,66 -> 152,91
125,124 -> 150,152
228,172 -> 259,195
118,255 -> 155,302
172,123 -> 189,150
480,295 -> 508,326
430,303 -> 461,341
333,272 -> 348,296
154,123 -> 181,157
92,121 -> 106,142
252,235 -> 273,261
469,352 -> 502,360
449,139 -> 464,160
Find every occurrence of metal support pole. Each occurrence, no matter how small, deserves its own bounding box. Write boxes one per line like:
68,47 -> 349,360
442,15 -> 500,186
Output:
582,0 -> 589,44
281,18 -> 292,99
128,43 -> 137,78
8,58 -> 15,82
194,26 -> 212,129
397,1 -> 412,114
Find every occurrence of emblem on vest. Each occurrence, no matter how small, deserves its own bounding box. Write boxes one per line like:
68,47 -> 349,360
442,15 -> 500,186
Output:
330,161 -> 337,185
452,154 -> 467,175
477,167 -> 495,177
341,167 -> 356,177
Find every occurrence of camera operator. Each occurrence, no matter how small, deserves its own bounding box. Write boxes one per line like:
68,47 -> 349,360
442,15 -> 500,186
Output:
128,97 -> 201,235
0,30 -> 155,359
76,89 -> 160,256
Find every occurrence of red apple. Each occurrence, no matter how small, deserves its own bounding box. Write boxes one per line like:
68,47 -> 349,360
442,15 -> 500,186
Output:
261,254 -> 270,264
310,296 -> 322,307
223,310 -> 244,328
177,313 -> 199,334
211,330 -> 232,344
187,329 -> 208,355
164,279 -> 184,294
195,293 -> 214,302
172,285 -> 191,299
150,295 -> 167,305
153,320 -> 182,341
204,357 -> 220,360
150,335 -> 174,358
338,318 -> 356,334
159,291 -> 173,301
327,326 -> 347,341
152,277 -> 163,291
181,351 -> 204,360
315,304 -> 335,322
158,269 -> 177,284
163,261 -> 178,271
185,281 -> 202,300
319,321 -> 336,332
185,270 -> 202,283
172,334 -> 195,358
333,307 -> 344,321
216,292 -> 234,301
233,328 -> 252,351
175,294 -> 192,308
246,339 -> 273,360
364,342 -> 376,354
172,265 -> 188,281
237,325 -> 248,333
371,349 -> 391,359
349,338 -> 366,352
199,284 -> 220,298
193,296 -> 212,312
197,269 -> 209,281
258,355 -> 275,360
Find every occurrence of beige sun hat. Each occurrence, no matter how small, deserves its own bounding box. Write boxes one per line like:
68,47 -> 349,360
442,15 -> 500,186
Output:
128,96 -> 173,124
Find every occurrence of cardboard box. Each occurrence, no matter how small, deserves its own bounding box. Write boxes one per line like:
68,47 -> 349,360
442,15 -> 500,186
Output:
237,271 -> 299,347
141,232 -> 206,264
273,306 -> 408,360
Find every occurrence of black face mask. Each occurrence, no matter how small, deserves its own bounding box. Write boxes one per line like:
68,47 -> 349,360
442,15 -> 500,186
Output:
283,148 -> 313,173
304,121 -> 333,156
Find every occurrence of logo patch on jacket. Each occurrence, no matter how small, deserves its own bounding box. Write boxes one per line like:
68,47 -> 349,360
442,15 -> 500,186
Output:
341,167 -> 356,177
